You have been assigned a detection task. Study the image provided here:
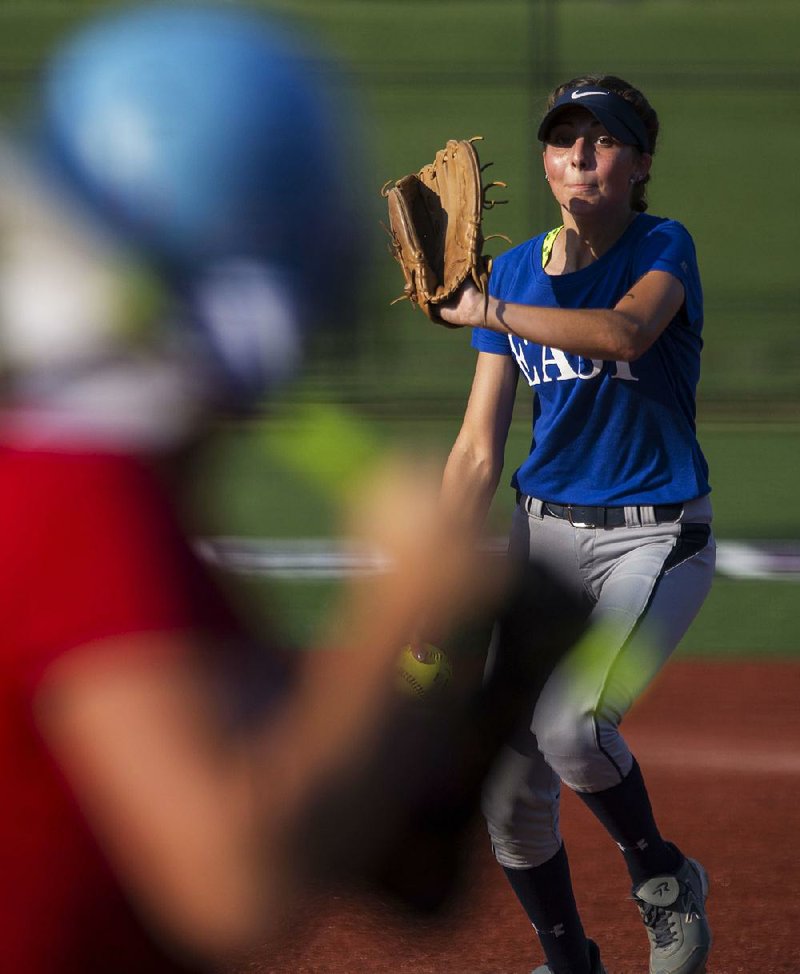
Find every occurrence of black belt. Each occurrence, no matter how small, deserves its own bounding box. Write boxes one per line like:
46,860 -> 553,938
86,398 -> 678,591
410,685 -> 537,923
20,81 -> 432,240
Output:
517,493 -> 683,528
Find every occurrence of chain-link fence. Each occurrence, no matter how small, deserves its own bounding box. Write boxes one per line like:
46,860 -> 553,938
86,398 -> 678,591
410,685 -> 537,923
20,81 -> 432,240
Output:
1,1 -> 798,418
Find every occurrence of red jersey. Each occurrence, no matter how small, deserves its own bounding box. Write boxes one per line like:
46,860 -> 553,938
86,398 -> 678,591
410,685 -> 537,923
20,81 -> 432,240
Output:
0,441 -> 237,973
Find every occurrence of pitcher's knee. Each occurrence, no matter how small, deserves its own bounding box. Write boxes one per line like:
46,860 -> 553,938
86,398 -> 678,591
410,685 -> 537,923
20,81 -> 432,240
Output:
481,745 -> 562,869
486,817 -> 562,869
533,707 -> 596,767
534,712 -> 632,792
483,778 -> 562,868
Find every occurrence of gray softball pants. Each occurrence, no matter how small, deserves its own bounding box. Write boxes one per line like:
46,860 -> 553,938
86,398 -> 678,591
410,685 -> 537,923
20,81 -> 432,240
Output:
482,494 -> 716,869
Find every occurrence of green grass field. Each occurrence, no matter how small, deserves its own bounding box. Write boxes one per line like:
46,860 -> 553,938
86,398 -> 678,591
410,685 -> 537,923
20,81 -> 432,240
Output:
190,414 -> 800,658
235,574 -> 800,659
194,415 -> 800,541
1,2 -> 797,657
1,1 -> 798,409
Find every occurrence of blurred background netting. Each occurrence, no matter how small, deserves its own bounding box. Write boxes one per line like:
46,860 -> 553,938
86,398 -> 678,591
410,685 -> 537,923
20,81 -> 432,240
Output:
4,0 -> 798,653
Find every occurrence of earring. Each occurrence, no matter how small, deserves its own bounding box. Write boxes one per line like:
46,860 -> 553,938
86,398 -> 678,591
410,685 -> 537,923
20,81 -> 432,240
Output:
544,174 -> 549,181
629,175 -> 639,184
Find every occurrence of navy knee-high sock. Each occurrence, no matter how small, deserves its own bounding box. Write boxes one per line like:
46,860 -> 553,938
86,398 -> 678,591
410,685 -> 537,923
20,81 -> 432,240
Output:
575,758 -> 682,885
503,843 -> 592,974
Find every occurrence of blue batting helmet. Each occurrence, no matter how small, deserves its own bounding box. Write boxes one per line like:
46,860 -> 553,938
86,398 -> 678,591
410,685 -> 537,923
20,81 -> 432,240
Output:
37,2 -> 362,400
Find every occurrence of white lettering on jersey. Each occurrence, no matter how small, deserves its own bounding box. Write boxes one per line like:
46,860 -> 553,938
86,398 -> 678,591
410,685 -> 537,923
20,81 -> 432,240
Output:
540,346 -> 579,382
509,338 -> 638,384
510,337 -> 541,386
576,356 -> 603,379
611,360 -> 639,381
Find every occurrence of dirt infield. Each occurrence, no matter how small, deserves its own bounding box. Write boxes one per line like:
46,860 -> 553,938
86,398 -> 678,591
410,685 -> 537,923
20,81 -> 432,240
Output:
240,659 -> 800,974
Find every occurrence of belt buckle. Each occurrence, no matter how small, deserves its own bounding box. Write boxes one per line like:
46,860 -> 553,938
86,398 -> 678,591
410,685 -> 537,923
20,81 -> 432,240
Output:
566,505 -> 597,528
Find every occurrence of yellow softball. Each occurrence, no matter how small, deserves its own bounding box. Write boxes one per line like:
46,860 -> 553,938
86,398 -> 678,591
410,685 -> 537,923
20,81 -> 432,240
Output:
396,643 -> 453,700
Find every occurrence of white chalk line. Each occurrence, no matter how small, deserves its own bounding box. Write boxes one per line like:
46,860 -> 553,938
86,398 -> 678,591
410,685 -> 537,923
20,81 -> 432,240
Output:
197,537 -> 800,582
627,737 -> 800,775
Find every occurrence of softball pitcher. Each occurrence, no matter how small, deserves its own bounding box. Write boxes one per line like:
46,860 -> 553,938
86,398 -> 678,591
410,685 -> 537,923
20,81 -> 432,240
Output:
438,75 -> 715,974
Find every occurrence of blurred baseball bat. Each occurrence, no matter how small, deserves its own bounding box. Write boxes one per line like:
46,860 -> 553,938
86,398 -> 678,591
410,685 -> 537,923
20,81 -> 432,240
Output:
293,553 -> 588,914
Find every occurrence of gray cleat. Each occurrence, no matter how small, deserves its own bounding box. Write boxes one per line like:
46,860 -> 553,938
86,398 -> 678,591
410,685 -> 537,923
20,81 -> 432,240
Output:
633,857 -> 711,974
531,937 -> 607,974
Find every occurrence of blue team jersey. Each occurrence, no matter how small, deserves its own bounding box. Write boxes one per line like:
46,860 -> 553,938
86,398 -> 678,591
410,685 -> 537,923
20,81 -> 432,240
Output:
472,214 -> 710,506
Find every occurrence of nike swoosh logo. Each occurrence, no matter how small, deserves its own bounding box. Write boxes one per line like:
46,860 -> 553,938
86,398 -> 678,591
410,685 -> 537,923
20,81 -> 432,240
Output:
571,90 -> 607,100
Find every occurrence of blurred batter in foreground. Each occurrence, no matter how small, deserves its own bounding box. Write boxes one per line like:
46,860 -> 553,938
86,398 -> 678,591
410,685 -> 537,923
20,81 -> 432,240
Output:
0,5 -> 496,971
438,76 -> 715,974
